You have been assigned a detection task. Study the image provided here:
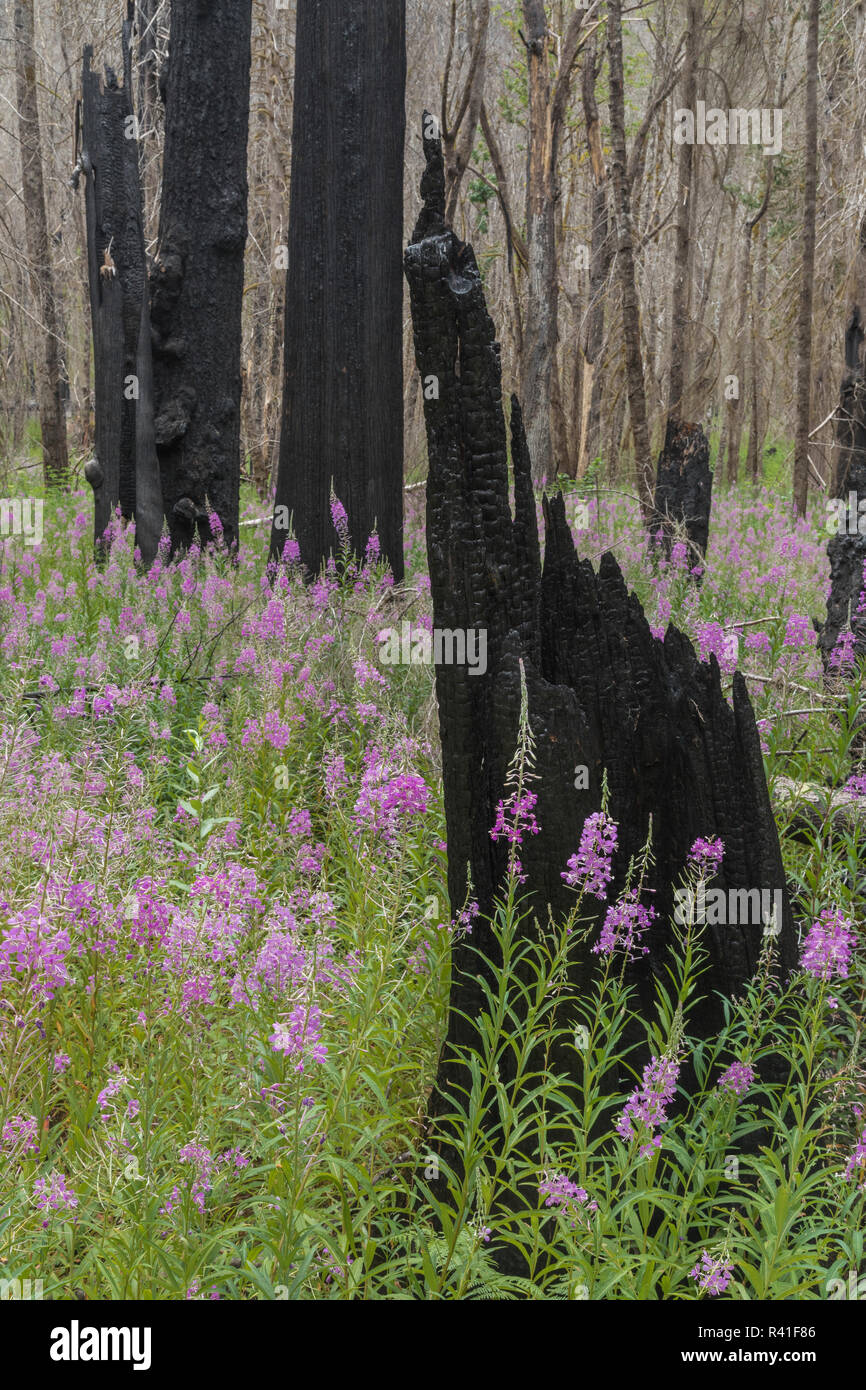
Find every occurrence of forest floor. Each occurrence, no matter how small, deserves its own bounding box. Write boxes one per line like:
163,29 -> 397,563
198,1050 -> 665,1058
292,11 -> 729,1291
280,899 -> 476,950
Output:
0,476 -> 863,1299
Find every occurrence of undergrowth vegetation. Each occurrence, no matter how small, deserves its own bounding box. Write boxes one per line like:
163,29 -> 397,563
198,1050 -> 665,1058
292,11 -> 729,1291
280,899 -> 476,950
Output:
0,482 -> 863,1299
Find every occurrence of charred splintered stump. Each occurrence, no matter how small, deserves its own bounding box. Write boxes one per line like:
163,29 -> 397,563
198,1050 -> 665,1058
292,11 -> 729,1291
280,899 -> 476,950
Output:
81,12 -> 162,565
819,362 -> 866,670
151,0 -> 253,554
651,418 -> 712,574
405,124 -> 797,1191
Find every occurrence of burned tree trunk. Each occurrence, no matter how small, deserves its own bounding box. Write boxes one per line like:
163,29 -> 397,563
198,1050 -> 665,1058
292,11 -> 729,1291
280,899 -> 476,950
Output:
269,0 -> 406,580
818,335 -> 866,670
151,0 -> 253,553
405,124 -> 797,1133
81,13 -> 161,564
651,418 -> 713,572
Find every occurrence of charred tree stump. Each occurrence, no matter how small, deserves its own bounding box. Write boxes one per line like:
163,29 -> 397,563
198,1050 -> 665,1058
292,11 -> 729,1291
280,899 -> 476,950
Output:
818,344 -> 866,670
81,14 -> 161,564
269,0 -> 406,581
651,417 -> 712,574
151,0 -> 253,554
405,124 -> 797,1179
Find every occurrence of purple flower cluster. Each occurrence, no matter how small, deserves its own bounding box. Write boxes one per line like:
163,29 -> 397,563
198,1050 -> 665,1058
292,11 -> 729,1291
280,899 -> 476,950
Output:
33,1171 -> 78,1220
539,1172 -> 597,1212
592,890 -> 653,960
783,613 -> 813,650
270,1000 -> 328,1072
185,1279 -> 220,1300
690,1250 -> 733,1296
844,1121 -> 866,1192
2,1114 -> 39,1156
717,1061 -> 755,1098
688,836 -> 724,873
489,789 -> 541,848
562,811 -> 618,900
97,1070 -> 128,1119
616,1053 -> 680,1158
538,1172 -> 598,1228
352,749 -> 429,844
177,1142 -> 214,1213
0,910 -> 72,1000
454,901 -> 479,935
164,1143 -> 249,1216
799,909 -> 857,982
330,493 -> 349,543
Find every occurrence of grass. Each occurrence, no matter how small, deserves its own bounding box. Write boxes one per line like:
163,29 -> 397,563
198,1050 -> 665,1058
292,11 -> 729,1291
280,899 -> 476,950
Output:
0,474 -> 863,1299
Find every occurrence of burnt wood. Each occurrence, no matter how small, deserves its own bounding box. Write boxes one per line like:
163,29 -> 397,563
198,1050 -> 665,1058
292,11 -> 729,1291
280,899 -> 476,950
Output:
405,120 -> 797,1131
819,348 -> 866,670
151,0 -> 253,554
81,15 -> 161,564
652,417 -> 713,573
269,0 -> 406,580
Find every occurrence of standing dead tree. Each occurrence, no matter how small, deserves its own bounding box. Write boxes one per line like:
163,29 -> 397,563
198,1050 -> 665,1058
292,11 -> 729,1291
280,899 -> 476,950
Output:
405,122 -> 797,1159
818,308 -> 866,671
270,0 -> 406,580
79,10 -> 161,564
151,0 -> 253,554
652,417 -> 712,570
652,0 -> 712,571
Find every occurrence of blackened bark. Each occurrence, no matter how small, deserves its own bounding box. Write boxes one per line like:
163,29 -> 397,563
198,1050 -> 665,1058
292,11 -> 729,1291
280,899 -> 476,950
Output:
818,352 -> 866,669
269,0 -> 406,581
152,0 -> 252,553
81,16 -> 161,563
652,418 -> 712,571
405,127 -> 796,1154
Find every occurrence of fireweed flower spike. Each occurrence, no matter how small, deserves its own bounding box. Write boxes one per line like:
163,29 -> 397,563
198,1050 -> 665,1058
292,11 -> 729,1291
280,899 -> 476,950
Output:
562,811 -> 619,901
330,492 -> 350,547
845,1123 -> 866,1192
688,836 -> 724,874
270,999 -> 328,1072
690,1249 -> 733,1296
489,789 -> 540,847
616,1052 -> 681,1158
592,889 -> 653,959
799,908 -> 857,982
716,1061 -> 755,1098
539,1172 -> 598,1215
33,1171 -> 78,1222
489,788 -> 540,884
